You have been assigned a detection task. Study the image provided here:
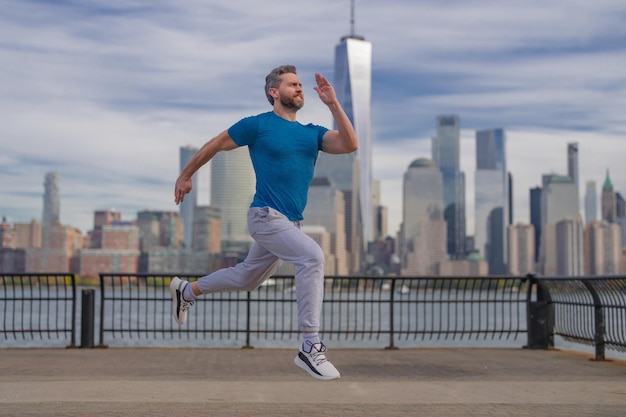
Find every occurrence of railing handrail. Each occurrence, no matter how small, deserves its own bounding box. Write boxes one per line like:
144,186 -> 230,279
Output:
3,273 -> 625,361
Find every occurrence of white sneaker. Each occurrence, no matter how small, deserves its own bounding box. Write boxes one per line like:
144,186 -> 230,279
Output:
170,277 -> 194,325
294,341 -> 340,381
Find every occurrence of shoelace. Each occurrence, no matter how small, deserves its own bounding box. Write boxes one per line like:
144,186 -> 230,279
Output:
180,299 -> 194,311
309,344 -> 329,365
179,282 -> 195,311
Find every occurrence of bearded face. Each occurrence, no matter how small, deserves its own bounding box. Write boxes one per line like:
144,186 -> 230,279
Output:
279,94 -> 304,110
272,72 -> 304,111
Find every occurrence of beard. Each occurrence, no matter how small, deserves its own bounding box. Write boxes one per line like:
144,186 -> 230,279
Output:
279,94 -> 304,110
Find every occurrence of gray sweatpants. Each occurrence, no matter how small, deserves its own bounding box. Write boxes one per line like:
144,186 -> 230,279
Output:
195,206 -> 324,333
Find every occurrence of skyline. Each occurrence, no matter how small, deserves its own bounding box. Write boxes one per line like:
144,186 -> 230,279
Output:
1,1 -> 625,237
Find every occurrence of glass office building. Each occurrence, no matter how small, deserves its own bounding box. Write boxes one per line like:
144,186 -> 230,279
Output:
314,33 -> 372,270
474,128 -> 508,274
432,115 -> 466,259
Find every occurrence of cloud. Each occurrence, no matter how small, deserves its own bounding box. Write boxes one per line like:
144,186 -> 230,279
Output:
0,0 -> 625,238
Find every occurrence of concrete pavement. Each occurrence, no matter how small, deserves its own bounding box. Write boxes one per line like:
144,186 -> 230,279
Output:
1,347 -> 625,416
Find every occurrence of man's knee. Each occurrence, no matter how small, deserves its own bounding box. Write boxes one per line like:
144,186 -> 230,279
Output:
300,246 -> 324,271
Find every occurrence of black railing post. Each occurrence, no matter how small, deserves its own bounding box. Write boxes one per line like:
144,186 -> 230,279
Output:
593,303 -> 606,361
68,274 -> 77,348
243,291 -> 253,349
385,279 -> 397,349
525,275 -> 554,349
582,281 -> 606,361
97,274 -> 108,348
80,289 -> 95,348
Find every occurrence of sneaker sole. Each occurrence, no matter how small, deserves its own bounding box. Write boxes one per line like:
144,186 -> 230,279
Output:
294,354 -> 340,381
169,279 -> 186,325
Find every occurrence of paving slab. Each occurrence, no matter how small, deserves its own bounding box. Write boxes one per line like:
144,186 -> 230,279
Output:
1,347 -> 625,417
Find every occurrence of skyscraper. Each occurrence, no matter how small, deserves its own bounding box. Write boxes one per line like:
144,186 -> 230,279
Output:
567,142 -> 579,194
432,115 -> 466,259
555,217 -> 584,275
508,223 -> 535,276
372,179 -> 387,240
584,180 -> 597,224
314,4 -> 372,272
584,220 -> 621,275
601,169 -> 616,223
179,145 -> 199,248
540,174 -> 583,275
304,177 -> 348,275
474,128 -> 508,274
530,187 -> 542,263
42,171 -> 60,250
42,172 -> 60,227
616,192 -> 625,218
211,147 -> 255,254
508,172 -> 514,225
401,158 -> 447,275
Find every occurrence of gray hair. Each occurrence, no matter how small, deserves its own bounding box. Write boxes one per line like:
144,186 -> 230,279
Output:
265,65 -> 297,105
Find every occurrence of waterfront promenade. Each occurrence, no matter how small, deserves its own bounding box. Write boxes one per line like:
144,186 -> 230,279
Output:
1,347 -> 625,416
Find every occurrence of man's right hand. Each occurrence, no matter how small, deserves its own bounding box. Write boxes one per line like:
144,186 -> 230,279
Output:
174,176 -> 192,205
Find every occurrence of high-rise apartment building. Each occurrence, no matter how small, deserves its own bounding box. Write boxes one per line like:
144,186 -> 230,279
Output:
432,115 -> 466,259
211,147 -> 255,255
42,172 -> 60,228
555,217 -> 584,275
304,177 -> 348,275
508,223 -> 535,276
314,13 -> 372,272
567,142 -> 579,197
474,128 -> 508,274
584,220 -> 621,275
540,174 -> 583,275
179,145 -> 199,248
584,181 -> 597,224
401,158 -> 447,275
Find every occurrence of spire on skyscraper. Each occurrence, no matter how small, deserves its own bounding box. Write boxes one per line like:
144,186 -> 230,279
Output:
342,0 -> 365,41
603,168 -> 613,189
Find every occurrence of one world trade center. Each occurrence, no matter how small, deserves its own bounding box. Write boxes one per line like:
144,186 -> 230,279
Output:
314,21 -> 372,272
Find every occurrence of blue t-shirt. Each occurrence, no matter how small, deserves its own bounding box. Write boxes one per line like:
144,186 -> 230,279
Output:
228,111 -> 328,221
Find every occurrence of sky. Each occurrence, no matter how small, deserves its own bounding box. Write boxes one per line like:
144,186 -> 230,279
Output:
1,0 -> 625,238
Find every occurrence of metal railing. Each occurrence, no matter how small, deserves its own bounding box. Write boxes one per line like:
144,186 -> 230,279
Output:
2,273 -> 625,361
532,275 -> 626,360
0,273 -> 77,347
95,274 -> 530,349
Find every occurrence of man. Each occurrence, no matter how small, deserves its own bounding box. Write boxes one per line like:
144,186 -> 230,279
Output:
170,65 -> 357,381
